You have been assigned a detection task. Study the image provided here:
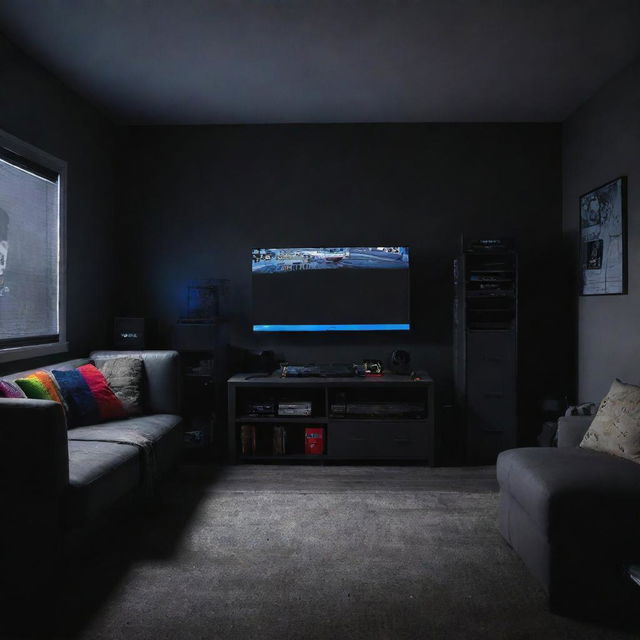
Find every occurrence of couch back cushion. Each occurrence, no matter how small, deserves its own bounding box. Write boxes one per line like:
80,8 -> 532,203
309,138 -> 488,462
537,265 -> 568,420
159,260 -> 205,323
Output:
91,351 -> 180,415
580,379 -> 640,463
2,359 -> 91,383
2,351 -> 180,416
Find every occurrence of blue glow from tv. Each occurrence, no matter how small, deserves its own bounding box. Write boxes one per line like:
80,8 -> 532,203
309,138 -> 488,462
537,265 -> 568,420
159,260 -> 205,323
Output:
253,323 -> 410,332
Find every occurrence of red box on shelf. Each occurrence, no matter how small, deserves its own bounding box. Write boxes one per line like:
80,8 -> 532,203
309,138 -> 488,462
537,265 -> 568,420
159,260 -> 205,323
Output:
304,427 -> 325,455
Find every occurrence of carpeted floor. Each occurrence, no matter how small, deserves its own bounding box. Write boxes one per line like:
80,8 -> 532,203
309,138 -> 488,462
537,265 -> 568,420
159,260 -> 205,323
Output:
57,465 -> 638,639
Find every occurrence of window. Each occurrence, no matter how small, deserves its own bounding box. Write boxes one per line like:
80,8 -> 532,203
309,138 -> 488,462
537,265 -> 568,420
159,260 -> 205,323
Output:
0,129 -> 66,362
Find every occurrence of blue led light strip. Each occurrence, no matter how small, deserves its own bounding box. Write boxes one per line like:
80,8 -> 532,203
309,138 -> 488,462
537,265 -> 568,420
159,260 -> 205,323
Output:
253,323 -> 410,332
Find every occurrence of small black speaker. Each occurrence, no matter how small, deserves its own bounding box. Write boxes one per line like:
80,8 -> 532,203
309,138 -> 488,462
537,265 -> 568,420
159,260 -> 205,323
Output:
114,317 -> 149,349
390,349 -> 411,375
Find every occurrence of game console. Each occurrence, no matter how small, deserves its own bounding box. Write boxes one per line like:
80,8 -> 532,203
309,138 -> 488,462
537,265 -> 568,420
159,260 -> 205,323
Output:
247,400 -> 276,416
277,400 -> 313,416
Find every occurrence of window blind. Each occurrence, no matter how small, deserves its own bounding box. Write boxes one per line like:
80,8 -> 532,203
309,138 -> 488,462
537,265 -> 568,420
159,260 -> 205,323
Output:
0,153 -> 60,348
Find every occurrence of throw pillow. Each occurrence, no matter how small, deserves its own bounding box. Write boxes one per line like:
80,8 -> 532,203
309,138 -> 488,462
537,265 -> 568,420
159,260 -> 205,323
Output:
15,374 -> 55,401
580,379 -> 640,463
0,379 -> 26,398
76,363 -> 126,421
96,356 -> 145,416
32,370 -> 65,404
12,372 -> 69,419
52,369 -> 100,427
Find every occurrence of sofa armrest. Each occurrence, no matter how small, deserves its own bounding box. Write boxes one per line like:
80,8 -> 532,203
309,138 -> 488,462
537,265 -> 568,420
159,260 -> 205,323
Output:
557,415 -> 594,448
90,350 -> 181,414
0,398 -> 68,631
0,398 -> 69,492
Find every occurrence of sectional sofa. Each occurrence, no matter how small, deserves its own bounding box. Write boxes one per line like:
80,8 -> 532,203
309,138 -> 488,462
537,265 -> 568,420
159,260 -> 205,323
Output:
497,414 -> 640,617
0,349 -> 183,635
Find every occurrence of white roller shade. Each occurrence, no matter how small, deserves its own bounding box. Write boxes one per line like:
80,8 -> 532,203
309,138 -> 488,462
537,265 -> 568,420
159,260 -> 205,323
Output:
0,156 -> 59,346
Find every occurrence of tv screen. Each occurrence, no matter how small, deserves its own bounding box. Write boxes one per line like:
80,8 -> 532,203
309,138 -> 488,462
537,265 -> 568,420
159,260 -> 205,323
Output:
252,247 -> 410,332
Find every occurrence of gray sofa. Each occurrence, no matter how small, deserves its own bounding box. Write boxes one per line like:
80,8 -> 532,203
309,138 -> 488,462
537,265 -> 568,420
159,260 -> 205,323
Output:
0,350 -> 183,635
497,415 -> 640,616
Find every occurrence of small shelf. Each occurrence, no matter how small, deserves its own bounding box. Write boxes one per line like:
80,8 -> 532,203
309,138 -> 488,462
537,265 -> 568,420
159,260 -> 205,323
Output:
236,416 -> 327,424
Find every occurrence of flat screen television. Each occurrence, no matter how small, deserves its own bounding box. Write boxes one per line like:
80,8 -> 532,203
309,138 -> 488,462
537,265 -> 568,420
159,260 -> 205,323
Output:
252,247 -> 410,332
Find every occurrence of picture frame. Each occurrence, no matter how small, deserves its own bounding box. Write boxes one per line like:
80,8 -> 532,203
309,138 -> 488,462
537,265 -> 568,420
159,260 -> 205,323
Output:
579,176 -> 627,296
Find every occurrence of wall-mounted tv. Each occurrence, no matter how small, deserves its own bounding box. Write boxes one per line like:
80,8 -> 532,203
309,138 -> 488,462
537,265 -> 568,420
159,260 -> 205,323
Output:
252,247 -> 410,332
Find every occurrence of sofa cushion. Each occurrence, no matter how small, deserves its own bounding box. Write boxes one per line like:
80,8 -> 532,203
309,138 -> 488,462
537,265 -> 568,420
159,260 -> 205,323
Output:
580,378 -> 640,463
3,359 -> 90,384
67,414 -> 183,478
66,440 -> 141,526
497,447 -> 640,544
556,415 -> 594,448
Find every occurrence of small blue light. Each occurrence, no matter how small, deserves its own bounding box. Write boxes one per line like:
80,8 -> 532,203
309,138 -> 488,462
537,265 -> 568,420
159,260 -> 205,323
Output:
253,323 -> 410,332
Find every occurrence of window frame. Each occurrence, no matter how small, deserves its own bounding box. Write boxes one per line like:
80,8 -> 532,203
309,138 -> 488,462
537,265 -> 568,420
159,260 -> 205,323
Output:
0,128 -> 67,363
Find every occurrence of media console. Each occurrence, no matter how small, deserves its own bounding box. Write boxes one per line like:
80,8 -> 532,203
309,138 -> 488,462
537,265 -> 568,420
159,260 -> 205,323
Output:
227,373 -> 435,464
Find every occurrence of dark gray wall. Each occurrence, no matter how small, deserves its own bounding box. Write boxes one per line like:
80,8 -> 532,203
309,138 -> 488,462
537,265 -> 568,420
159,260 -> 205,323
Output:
118,123 -> 570,447
563,56 -> 640,402
0,35 -> 116,374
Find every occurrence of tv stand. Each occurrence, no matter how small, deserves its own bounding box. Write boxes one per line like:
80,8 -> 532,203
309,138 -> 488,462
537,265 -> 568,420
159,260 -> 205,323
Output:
227,373 -> 435,464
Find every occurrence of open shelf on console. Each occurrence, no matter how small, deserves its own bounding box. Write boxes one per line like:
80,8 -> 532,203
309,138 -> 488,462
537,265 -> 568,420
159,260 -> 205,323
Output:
328,385 -> 428,420
235,385 -> 326,421
235,421 -> 326,457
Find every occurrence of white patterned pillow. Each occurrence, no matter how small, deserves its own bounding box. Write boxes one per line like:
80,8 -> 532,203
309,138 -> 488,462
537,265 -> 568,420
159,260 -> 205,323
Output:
580,379 -> 640,463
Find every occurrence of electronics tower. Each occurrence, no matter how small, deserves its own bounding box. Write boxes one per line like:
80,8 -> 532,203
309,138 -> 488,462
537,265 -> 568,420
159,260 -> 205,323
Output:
454,238 -> 518,464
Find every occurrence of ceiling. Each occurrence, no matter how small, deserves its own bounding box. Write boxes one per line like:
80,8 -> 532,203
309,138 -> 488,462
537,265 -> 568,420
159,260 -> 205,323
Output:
0,0 -> 639,124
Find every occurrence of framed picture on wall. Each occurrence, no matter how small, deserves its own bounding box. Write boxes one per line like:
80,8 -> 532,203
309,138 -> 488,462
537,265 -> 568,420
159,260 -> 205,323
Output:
579,176 -> 627,296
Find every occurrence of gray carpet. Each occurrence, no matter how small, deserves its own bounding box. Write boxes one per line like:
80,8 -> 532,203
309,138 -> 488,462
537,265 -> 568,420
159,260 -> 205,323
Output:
59,466 -> 637,639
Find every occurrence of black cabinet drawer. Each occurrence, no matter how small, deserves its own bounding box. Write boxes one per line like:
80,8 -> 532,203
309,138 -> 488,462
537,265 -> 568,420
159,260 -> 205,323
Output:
329,421 -> 428,459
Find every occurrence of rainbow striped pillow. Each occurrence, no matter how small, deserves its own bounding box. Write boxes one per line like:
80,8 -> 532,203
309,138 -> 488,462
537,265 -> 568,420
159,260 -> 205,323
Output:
15,370 -> 65,404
